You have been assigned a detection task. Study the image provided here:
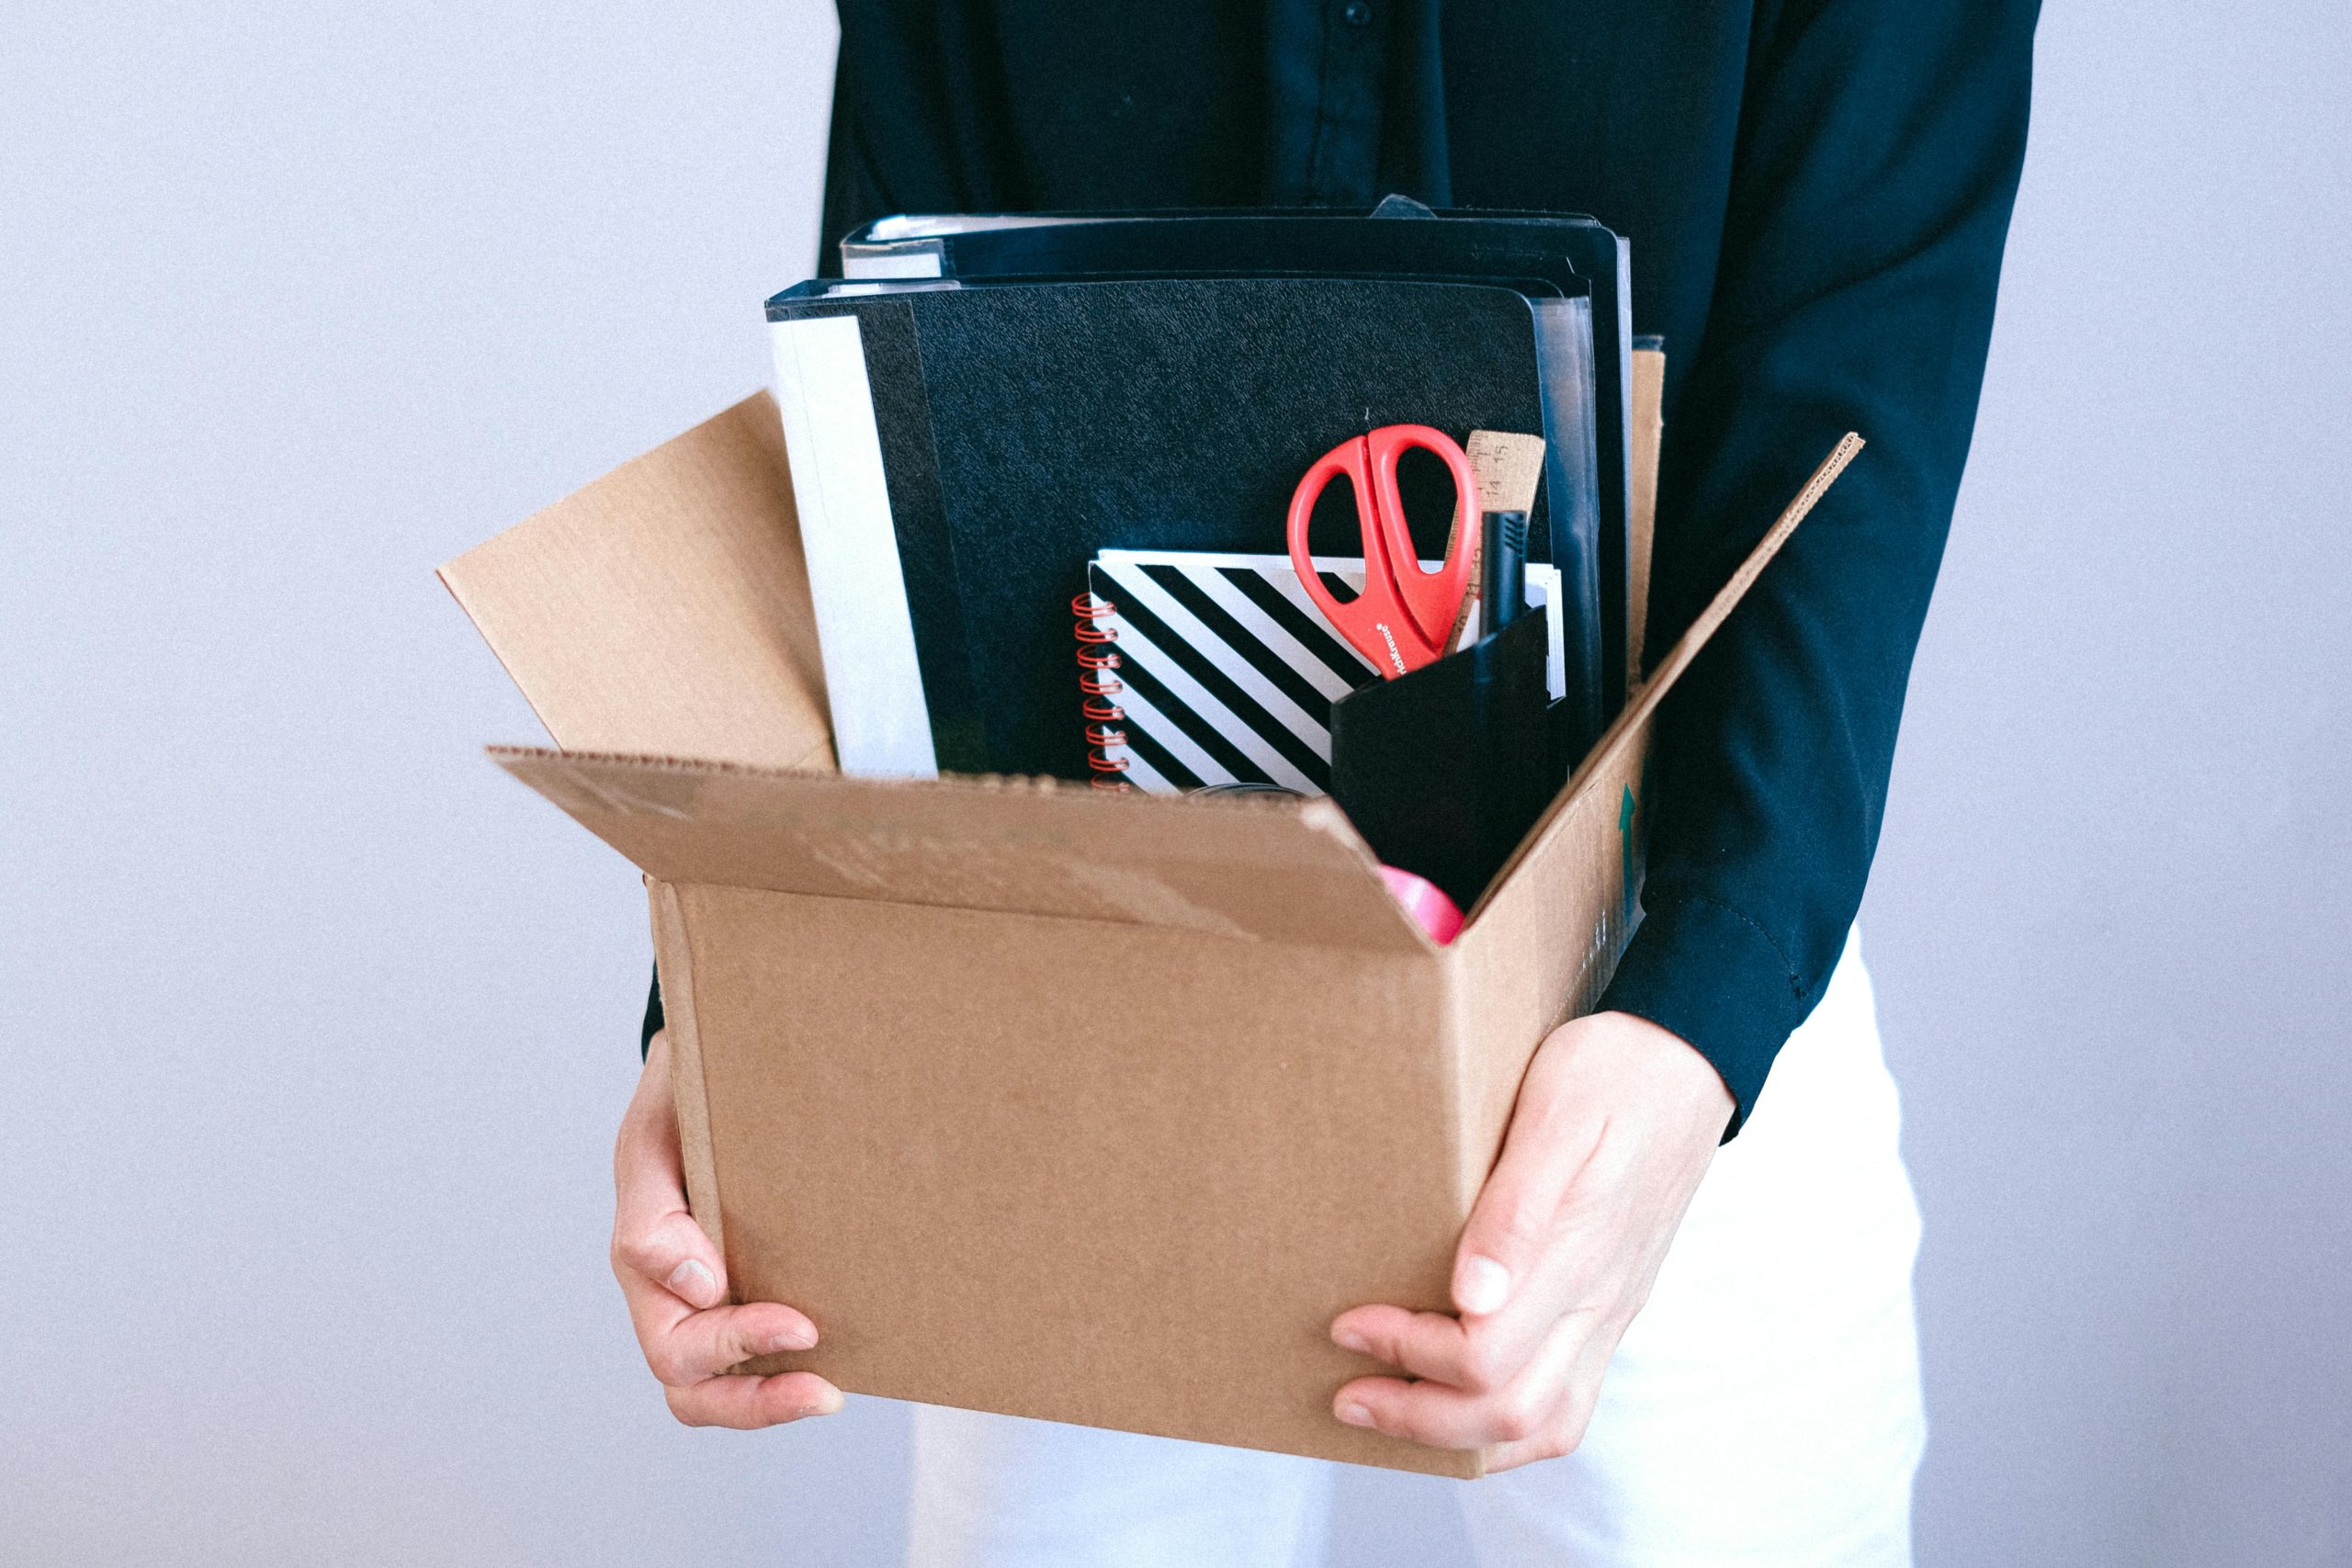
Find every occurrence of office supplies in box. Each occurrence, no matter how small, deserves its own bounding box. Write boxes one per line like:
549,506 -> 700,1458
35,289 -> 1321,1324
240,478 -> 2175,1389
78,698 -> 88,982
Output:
836,202 -> 1636,709
766,269 -> 1593,781
438,339 -> 1866,1474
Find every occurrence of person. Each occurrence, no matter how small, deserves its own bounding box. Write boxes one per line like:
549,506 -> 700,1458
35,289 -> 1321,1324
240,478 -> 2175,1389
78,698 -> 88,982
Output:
611,2 -> 2039,1562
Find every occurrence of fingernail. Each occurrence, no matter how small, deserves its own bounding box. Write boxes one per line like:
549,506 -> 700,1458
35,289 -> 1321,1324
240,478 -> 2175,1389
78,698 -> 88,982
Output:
764,1325 -> 817,1354
803,1386 -> 844,1417
1456,1256 -> 1511,1315
666,1258 -> 718,1304
1332,1326 -> 1368,1355
1337,1401 -> 1374,1428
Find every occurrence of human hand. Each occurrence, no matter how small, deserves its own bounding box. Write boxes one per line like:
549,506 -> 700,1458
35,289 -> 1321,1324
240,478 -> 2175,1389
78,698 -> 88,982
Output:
612,1030 -> 841,1427
1329,1010 -> 1733,1469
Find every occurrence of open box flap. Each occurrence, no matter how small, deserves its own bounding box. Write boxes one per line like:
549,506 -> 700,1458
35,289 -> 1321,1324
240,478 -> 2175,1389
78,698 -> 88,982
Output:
438,393 -> 835,773
494,748 -> 1433,952
1463,432 -> 1866,928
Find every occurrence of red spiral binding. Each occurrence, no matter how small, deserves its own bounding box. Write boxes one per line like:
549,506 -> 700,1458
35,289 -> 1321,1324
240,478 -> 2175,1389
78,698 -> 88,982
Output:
1072,591 -> 1131,790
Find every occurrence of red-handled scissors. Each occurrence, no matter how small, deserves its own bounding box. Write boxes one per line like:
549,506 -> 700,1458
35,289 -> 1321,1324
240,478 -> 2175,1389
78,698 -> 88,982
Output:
1284,423 -> 1480,678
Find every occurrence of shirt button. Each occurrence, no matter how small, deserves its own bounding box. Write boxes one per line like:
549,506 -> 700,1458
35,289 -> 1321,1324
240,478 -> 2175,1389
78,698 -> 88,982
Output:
1342,1 -> 1373,26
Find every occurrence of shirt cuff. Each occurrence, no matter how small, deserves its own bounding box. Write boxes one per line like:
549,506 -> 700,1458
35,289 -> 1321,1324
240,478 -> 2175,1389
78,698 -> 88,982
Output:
641,964 -> 663,1059
1595,890 -> 1810,1139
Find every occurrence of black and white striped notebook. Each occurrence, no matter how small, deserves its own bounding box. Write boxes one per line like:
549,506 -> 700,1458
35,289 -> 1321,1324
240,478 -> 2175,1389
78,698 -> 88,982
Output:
1078,550 -> 1565,796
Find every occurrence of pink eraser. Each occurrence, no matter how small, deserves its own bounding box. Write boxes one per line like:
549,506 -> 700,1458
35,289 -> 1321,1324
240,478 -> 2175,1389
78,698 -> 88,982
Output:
1378,864 -> 1464,945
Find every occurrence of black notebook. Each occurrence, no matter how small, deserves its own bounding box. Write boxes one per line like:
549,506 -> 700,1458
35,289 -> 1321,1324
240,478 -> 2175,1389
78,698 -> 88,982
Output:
769,275 -> 1586,782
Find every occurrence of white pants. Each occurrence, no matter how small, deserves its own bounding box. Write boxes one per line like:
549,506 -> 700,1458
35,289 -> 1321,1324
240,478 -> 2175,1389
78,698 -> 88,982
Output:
906,929 -> 1926,1567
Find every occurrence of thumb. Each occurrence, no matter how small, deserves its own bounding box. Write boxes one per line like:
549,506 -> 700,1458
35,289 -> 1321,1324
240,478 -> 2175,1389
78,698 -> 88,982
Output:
614,1032 -> 728,1311
1451,1062 -> 1603,1318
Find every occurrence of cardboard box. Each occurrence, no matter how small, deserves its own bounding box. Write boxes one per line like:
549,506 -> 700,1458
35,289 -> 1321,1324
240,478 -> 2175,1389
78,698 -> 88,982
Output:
440,356 -> 1859,1476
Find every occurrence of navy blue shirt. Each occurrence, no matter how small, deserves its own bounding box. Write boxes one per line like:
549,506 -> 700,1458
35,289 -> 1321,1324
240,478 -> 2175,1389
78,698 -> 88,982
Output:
653,0 -> 2037,1132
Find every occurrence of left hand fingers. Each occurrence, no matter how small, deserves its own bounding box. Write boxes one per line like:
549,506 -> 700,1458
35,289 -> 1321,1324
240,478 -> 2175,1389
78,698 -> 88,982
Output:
1328,1013 -> 1733,1459
1333,1313 -> 1594,1454
1333,1373 -> 1504,1451
1330,1296 -> 1603,1393
1480,1325 -> 1621,1471
1327,1052 -> 1619,1394
1397,1068 -> 1611,1384
1329,1303 -> 1474,1386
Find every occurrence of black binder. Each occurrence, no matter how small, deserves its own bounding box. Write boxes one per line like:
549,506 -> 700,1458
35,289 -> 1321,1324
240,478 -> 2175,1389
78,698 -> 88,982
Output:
839,205 -> 1634,714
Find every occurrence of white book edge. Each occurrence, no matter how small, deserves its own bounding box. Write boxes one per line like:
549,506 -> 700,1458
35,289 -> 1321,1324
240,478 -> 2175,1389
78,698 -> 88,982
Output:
767,315 -> 938,779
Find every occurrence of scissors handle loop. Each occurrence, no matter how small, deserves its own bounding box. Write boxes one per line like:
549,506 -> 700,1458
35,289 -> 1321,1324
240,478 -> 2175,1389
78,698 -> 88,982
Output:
1284,424 -> 1480,678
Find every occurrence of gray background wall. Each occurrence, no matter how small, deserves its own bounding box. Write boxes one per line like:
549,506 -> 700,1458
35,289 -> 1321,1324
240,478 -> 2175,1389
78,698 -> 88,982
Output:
3,1 -> 2345,1562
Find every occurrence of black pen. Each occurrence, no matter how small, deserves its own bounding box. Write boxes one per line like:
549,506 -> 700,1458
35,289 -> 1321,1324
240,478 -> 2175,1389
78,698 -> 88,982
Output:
1480,509 -> 1528,633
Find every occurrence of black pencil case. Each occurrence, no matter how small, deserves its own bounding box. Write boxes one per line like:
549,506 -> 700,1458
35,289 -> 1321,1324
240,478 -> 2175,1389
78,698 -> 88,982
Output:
1328,612 -> 1556,913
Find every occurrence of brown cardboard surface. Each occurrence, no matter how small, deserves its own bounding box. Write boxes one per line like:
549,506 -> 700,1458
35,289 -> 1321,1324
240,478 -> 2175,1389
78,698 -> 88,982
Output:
1466,432 -> 1863,930
497,750 -> 1425,953
446,367 -> 1861,1476
648,881 -> 723,1254
438,392 -> 833,772
662,880 -> 1478,1473
1627,346 -> 1665,685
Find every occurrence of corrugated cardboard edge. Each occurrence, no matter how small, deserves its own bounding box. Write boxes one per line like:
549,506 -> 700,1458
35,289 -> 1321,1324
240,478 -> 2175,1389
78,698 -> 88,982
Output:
1435,962 -> 1496,1481
435,390 -> 838,774
492,747 -> 1431,953
1627,347 -> 1665,685
1467,432 -> 1864,926
648,878 -> 725,1267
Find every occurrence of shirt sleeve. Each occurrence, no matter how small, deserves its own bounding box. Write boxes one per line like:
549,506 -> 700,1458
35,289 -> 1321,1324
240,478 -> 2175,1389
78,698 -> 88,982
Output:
1595,0 -> 2039,1134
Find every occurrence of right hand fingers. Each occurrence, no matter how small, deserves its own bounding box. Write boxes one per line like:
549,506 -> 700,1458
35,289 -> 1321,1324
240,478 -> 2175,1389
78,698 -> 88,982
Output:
665,1370 -> 843,1429
624,1291 -> 820,1388
612,1201 -> 730,1313
613,1030 -> 716,1284
616,1032 -> 835,1424
613,1030 -> 743,1309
